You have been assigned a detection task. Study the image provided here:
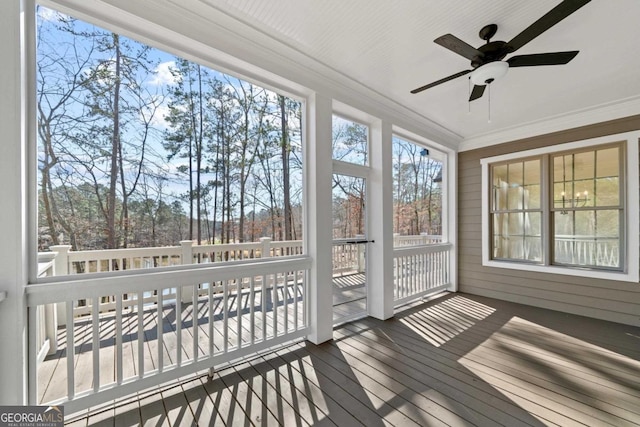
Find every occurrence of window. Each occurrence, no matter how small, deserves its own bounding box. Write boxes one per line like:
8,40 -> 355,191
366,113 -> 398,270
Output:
551,145 -> 622,268
481,133 -> 639,282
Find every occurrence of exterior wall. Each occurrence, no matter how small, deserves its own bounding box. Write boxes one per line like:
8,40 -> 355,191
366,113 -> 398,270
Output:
458,115 -> 640,326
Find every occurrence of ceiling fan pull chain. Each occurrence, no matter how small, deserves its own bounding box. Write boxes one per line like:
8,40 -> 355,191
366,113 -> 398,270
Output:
468,77 -> 471,113
488,83 -> 491,123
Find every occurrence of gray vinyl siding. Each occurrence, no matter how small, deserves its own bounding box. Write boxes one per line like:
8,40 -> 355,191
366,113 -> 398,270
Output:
458,115 -> 640,326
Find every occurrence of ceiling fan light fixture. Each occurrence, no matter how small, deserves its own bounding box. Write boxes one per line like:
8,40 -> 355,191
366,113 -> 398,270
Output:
470,61 -> 509,86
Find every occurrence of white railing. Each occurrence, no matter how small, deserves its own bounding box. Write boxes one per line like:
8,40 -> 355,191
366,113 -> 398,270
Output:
393,233 -> 443,247
393,243 -> 452,306
27,256 -> 311,413
48,238 -> 304,276
332,239 -> 366,275
34,253 -> 57,362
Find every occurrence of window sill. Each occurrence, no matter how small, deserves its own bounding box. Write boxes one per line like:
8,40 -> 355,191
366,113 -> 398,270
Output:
482,259 -> 638,283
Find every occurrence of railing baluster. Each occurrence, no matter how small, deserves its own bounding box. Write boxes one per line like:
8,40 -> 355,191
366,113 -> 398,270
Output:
137,292 -> 144,379
28,307 -> 38,405
273,273 -> 278,337
176,287 -> 182,367
284,272 -> 289,334
116,295 -> 123,384
261,274 -> 267,341
193,283 -> 198,362
249,276 -> 255,345
223,280 -> 228,353
293,270 -> 299,330
208,282 -> 214,357
157,288 -> 163,372
92,297 -> 100,392
236,277 -> 242,350
66,300 -> 75,400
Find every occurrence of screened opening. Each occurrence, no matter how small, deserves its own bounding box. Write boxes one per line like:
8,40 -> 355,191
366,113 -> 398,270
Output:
331,115 -> 368,165
36,5 -> 304,276
392,136 -> 443,247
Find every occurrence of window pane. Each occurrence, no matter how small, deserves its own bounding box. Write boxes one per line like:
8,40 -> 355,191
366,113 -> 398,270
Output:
524,212 -> 542,262
596,177 -> 619,206
523,159 -> 540,209
575,210 -> 595,235
508,162 -> 523,186
524,160 -> 540,185
553,154 -> 572,183
392,136 -> 443,245
493,164 -> 507,187
574,151 -> 595,180
332,116 -> 368,165
573,181 -> 593,208
507,187 -> 522,210
525,184 -> 540,209
492,164 -> 508,211
596,210 -> 619,237
596,147 -> 619,178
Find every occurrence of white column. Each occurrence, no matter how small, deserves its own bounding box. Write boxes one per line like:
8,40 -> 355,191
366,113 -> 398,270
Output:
445,148 -> 458,292
368,120 -> 394,320
306,93 -> 333,344
0,0 -> 28,405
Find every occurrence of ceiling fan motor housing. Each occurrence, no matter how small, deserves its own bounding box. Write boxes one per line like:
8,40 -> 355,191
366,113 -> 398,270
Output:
471,39 -> 509,68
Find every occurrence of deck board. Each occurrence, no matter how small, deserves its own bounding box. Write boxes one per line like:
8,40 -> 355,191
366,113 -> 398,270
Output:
54,292 -> 640,426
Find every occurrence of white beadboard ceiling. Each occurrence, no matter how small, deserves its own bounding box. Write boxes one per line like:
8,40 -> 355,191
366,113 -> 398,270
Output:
188,0 -> 640,146
189,0 -> 640,148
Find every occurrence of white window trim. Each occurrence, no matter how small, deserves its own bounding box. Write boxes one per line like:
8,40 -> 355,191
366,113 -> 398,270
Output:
480,131 -> 640,283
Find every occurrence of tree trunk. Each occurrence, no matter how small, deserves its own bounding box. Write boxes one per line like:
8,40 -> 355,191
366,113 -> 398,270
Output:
280,96 -> 292,241
107,34 -> 121,249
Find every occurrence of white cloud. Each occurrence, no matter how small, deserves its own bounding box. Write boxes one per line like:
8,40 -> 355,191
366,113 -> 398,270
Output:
37,6 -> 69,22
149,61 -> 179,86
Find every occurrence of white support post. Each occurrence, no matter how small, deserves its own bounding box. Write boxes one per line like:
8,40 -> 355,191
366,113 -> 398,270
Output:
50,245 -> 71,326
260,237 -> 272,258
356,234 -> 365,273
180,240 -> 194,303
50,245 -> 71,276
0,0 -> 28,406
368,120 -> 394,320
306,93 -> 333,344
445,148 -> 458,292
44,304 -> 58,355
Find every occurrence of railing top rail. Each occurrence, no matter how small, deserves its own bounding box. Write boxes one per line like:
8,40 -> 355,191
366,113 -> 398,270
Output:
27,255 -> 312,306
192,242 -> 262,251
393,242 -> 453,257
270,240 -> 303,247
65,246 -> 182,259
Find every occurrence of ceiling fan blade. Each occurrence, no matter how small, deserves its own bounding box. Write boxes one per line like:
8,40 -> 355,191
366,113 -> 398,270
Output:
469,84 -> 486,101
410,69 -> 471,94
434,34 -> 483,60
506,0 -> 590,52
508,51 -> 579,67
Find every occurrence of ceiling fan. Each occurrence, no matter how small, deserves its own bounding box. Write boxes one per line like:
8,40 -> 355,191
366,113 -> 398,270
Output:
410,0 -> 590,101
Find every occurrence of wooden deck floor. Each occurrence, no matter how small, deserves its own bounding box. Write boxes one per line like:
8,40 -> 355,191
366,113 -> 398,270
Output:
62,292 -> 640,426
